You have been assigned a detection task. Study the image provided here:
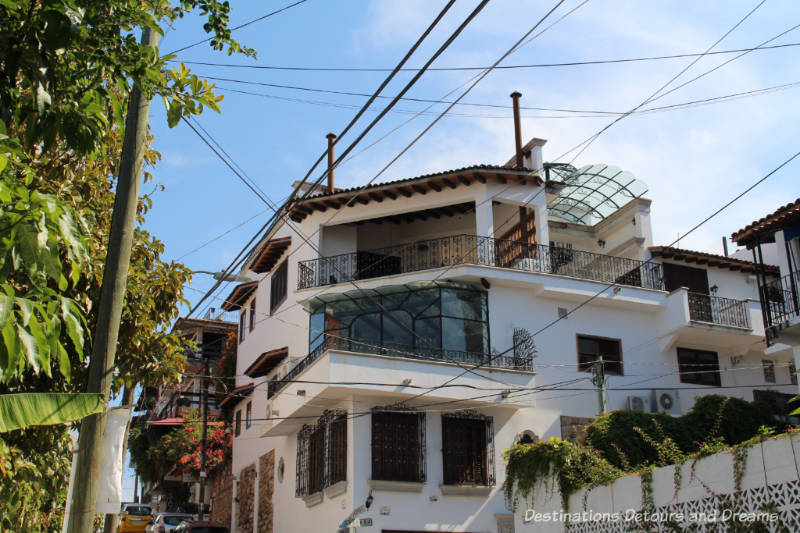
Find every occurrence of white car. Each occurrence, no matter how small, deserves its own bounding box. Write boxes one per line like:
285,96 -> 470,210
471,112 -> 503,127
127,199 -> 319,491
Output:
144,513 -> 194,533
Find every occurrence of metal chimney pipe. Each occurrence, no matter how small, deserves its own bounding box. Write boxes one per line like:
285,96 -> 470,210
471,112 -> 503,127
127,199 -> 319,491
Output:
326,132 -> 336,194
510,91 -> 523,168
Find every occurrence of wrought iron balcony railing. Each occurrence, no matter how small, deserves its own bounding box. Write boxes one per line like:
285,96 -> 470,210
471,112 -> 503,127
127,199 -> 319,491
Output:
763,270 -> 800,328
687,292 -> 751,329
297,234 -> 664,291
267,337 -> 533,399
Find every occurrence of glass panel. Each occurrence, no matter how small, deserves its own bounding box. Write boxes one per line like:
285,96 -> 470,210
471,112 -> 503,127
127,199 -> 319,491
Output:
352,313 -> 381,344
406,288 -> 440,318
414,317 -> 441,353
309,311 -> 325,351
441,289 -> 486,321
382,310 -> 413,347
442,318 -> 488,354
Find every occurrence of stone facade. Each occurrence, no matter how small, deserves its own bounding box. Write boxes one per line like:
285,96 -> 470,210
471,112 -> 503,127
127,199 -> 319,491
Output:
560,415 -> 595,444
257,450 -> 275,533
209,458 -> 232,529
236,464 -> 256,533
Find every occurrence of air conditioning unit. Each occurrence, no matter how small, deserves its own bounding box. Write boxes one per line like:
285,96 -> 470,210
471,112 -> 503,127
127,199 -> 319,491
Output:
626,395 -> 650,412
652,389 -> 681,415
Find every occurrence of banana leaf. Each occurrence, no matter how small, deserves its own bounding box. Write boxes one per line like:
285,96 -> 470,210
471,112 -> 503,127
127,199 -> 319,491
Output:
0,392 -> 104,432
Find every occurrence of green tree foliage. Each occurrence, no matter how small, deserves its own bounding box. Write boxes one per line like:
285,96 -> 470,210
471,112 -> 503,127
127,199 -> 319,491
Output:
0,426 -> 72,532
0,1 -> 254,528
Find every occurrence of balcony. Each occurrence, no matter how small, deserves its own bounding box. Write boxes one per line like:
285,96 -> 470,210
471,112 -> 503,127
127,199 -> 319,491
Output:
763,270 -> 800,339
661,288 -> 762,350
298,234 -> 664,291
267,336 -> 533,400
687,292 -> 752,329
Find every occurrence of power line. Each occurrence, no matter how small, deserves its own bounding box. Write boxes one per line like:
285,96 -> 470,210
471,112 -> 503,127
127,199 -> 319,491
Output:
185,0 -> 465,317
166,0 -> 309,55
562,19 -> 800,163
210,78 -> 800,120
402,147 -> 800,404
172,41 -> 800,72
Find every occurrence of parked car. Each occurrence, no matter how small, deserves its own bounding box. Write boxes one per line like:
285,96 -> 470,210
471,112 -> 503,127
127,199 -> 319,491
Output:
145,513 -> 194,533
173,520 -> 228,533
119,504 -> 154,533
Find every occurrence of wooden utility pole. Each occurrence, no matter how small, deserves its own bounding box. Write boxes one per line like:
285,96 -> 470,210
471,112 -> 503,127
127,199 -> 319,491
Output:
67,27 -> 159,532
593,357 -> 607,415
198,354 -> 210,520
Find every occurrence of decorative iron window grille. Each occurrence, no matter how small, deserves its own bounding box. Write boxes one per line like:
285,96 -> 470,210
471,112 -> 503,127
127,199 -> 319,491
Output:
371,409 -> 426,482
512,327 -> 536,369
763,359 -> 776,384
296,410 -> 347,497
441,411 -> 495,486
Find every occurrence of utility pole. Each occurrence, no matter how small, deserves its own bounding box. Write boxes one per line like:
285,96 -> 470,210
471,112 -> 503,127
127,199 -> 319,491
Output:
593,357 -> 607,415
198,353 -> 210,520
67,27 -> 159,533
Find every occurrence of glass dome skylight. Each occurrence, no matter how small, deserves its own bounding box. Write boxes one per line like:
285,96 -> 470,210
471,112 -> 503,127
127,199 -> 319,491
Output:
547,163 -> 648,225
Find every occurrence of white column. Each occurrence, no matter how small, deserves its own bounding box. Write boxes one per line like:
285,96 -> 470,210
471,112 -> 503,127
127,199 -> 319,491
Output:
533,204 -> 549,246
475,185 -> 494,238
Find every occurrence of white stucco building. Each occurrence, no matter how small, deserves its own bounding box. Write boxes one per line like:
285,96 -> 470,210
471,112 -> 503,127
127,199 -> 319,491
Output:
218,134 -> 796,533
731,198 -> 800,392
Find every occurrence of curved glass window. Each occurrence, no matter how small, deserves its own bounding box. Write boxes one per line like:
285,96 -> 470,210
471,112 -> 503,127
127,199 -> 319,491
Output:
307,282 -> 489,364
547,163 -> 648,225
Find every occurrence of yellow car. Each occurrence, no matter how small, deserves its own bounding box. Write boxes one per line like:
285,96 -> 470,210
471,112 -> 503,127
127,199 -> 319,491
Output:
119,504 -> 154,533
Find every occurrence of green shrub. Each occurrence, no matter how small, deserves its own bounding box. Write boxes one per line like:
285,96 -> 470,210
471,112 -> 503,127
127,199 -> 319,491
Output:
504,438 -> 623,510
585,395 -> 781,470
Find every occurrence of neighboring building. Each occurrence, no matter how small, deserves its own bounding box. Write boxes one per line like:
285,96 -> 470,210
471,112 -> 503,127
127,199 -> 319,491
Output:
136,311 -> 237,515
221,119 -> 795,532
731,198 -> 800,389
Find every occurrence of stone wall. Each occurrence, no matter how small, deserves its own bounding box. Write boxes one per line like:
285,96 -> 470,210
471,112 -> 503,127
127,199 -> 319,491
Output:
236,464 -> 256,533
258,450 -> 275,533
559,415 -> 594,444
209,458 -> 232,529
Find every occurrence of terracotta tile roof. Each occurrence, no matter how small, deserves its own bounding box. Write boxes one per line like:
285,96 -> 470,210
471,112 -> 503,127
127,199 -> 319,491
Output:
251,236 -> 291,274
244,347 -> 288,378
288,165 -> 541,222
731,198 -> 800,246
218,382 -> 254,409
221,281 -> 258,311
649,246 -> 779,275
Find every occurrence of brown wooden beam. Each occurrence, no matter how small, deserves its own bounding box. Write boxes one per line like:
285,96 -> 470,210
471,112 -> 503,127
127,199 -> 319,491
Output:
325,199 -> 342,209
412,184 -> 427,195
355,195 -> 369,205
475,172 -> 487,184
398,187 -> 413,198
458,175 -> 472,186
311,202 -> 327,212
369,192 -> 384,203
383,190 -> 397,200
441,177 -> 457,189
428,181 -> 442,192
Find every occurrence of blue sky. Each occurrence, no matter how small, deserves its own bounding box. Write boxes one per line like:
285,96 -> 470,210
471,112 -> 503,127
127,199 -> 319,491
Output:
123,0 -> 800,498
